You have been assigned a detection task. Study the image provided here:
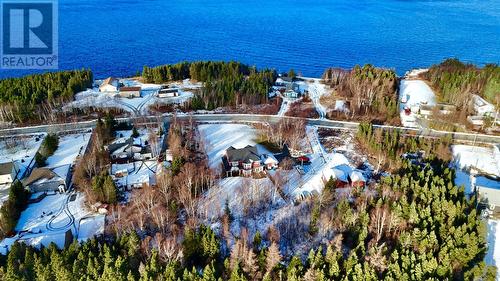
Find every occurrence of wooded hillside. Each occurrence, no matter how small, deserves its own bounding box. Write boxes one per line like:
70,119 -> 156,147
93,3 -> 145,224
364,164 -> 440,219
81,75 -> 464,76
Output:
322,64 -> 399,122
422,59 -> 500,110
0,70 -> 93,123
143,61 -> 277,110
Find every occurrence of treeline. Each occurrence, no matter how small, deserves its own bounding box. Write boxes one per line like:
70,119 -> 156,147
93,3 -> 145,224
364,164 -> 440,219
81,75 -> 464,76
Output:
0,181 -> 29,239
422,58 -> 500,110
0,161 -> 495,280
34,134 -> 59,167
142,61 -> 250,84
301,161 -> 494,280
356,122 -> 451,171
322,64 -> 399,122
73,114 -> 116,204
143,61 -> 277,110
0,70 -> 93,123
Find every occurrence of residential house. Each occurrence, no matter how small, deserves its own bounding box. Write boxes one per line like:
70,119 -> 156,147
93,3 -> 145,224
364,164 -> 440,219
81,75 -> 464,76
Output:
419,104 -> 456,118
223,145 -> 265,177
108,135 -> 153,163
473,94 -> 496,116
284,90 -> 299,99
108,138 -> 134,162
22,166 -> 70,193
0,162 -> 17,185
474,176 -> 500,208
119,86 -> 141,98
158,87 -> 179,98
331,164 -> 366,188
99,77 -> 119,92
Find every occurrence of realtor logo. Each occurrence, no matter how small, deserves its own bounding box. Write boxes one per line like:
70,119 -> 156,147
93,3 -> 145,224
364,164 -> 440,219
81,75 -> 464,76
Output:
1,0 -> 58,69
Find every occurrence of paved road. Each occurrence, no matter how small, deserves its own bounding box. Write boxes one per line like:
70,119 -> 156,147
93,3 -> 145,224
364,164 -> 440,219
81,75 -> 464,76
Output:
0,114 -> 499,144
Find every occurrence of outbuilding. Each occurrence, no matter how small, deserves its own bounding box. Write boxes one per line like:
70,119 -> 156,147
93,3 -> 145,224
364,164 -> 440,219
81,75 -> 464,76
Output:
119,86 -> 141,98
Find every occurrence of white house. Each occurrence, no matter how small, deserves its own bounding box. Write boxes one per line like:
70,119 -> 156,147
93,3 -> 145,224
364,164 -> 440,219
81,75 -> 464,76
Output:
158,87 -> 179,98
473,94 -> 496,116
0,162 -> 17,185
99,77 -> 119,92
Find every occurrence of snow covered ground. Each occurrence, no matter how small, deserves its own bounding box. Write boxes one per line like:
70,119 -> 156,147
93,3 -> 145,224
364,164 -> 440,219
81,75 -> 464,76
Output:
277,99 -> 291,116
199,176 -> 284,219
0,192 -> 104,254
304,78 -> 328,119
295,78 -> 329,119
452,144 -> 500,279
452,145 -> 500,177
0,134 -> 45,206
281,126 -> 367,200
112,160 -> 157,188
399,79 -> 437,127
198,123 -> 272,171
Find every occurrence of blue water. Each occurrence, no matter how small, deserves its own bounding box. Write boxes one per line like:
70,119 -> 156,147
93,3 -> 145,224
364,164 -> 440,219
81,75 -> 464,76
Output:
1,0 -> 499,79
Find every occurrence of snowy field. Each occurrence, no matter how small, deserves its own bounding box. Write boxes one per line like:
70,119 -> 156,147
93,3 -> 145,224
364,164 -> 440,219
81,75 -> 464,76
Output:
452,145 -> 500,177
0,192 -> 104,254
399,79 -> 437,127
198,123 -> 272,171
0,134 -> 45,206
47,133 -> 92,168
64,79 -> 196,115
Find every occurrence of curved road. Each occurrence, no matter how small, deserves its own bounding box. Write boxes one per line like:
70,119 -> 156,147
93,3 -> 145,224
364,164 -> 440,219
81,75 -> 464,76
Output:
0,114 -> 499,144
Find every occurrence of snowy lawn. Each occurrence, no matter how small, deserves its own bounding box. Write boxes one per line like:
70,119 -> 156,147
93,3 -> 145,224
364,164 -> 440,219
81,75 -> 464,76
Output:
0,134 -> 45,206
46,133 -> 91,169
0,192 -> 104,253
452,145 -> 500,177
399,79 -> 436,127
198,123 -> 272,171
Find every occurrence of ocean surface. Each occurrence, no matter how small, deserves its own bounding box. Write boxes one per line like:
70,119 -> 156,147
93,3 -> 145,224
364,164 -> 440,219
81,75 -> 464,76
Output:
1,0 -> 499,79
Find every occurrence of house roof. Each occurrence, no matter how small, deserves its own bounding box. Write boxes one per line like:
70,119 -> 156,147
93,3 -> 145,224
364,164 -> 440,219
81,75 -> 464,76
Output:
226,145 -> 260,163
262,154 -> 278,164
120,86 -> 141,92
22,168 -> 60,186
101,77 -> 118,87
108,137 -> 133,154
350,170 -> 366,183
331,164 -> 352,183
0,162 -> 13,175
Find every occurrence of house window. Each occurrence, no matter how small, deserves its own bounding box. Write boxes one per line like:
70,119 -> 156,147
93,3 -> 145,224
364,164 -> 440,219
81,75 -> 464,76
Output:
243,163 -> 251,170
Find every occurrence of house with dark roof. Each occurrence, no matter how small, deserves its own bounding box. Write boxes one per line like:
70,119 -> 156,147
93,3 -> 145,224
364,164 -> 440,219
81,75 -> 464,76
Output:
223,145 -> 265,177
22,166 -> 69,193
